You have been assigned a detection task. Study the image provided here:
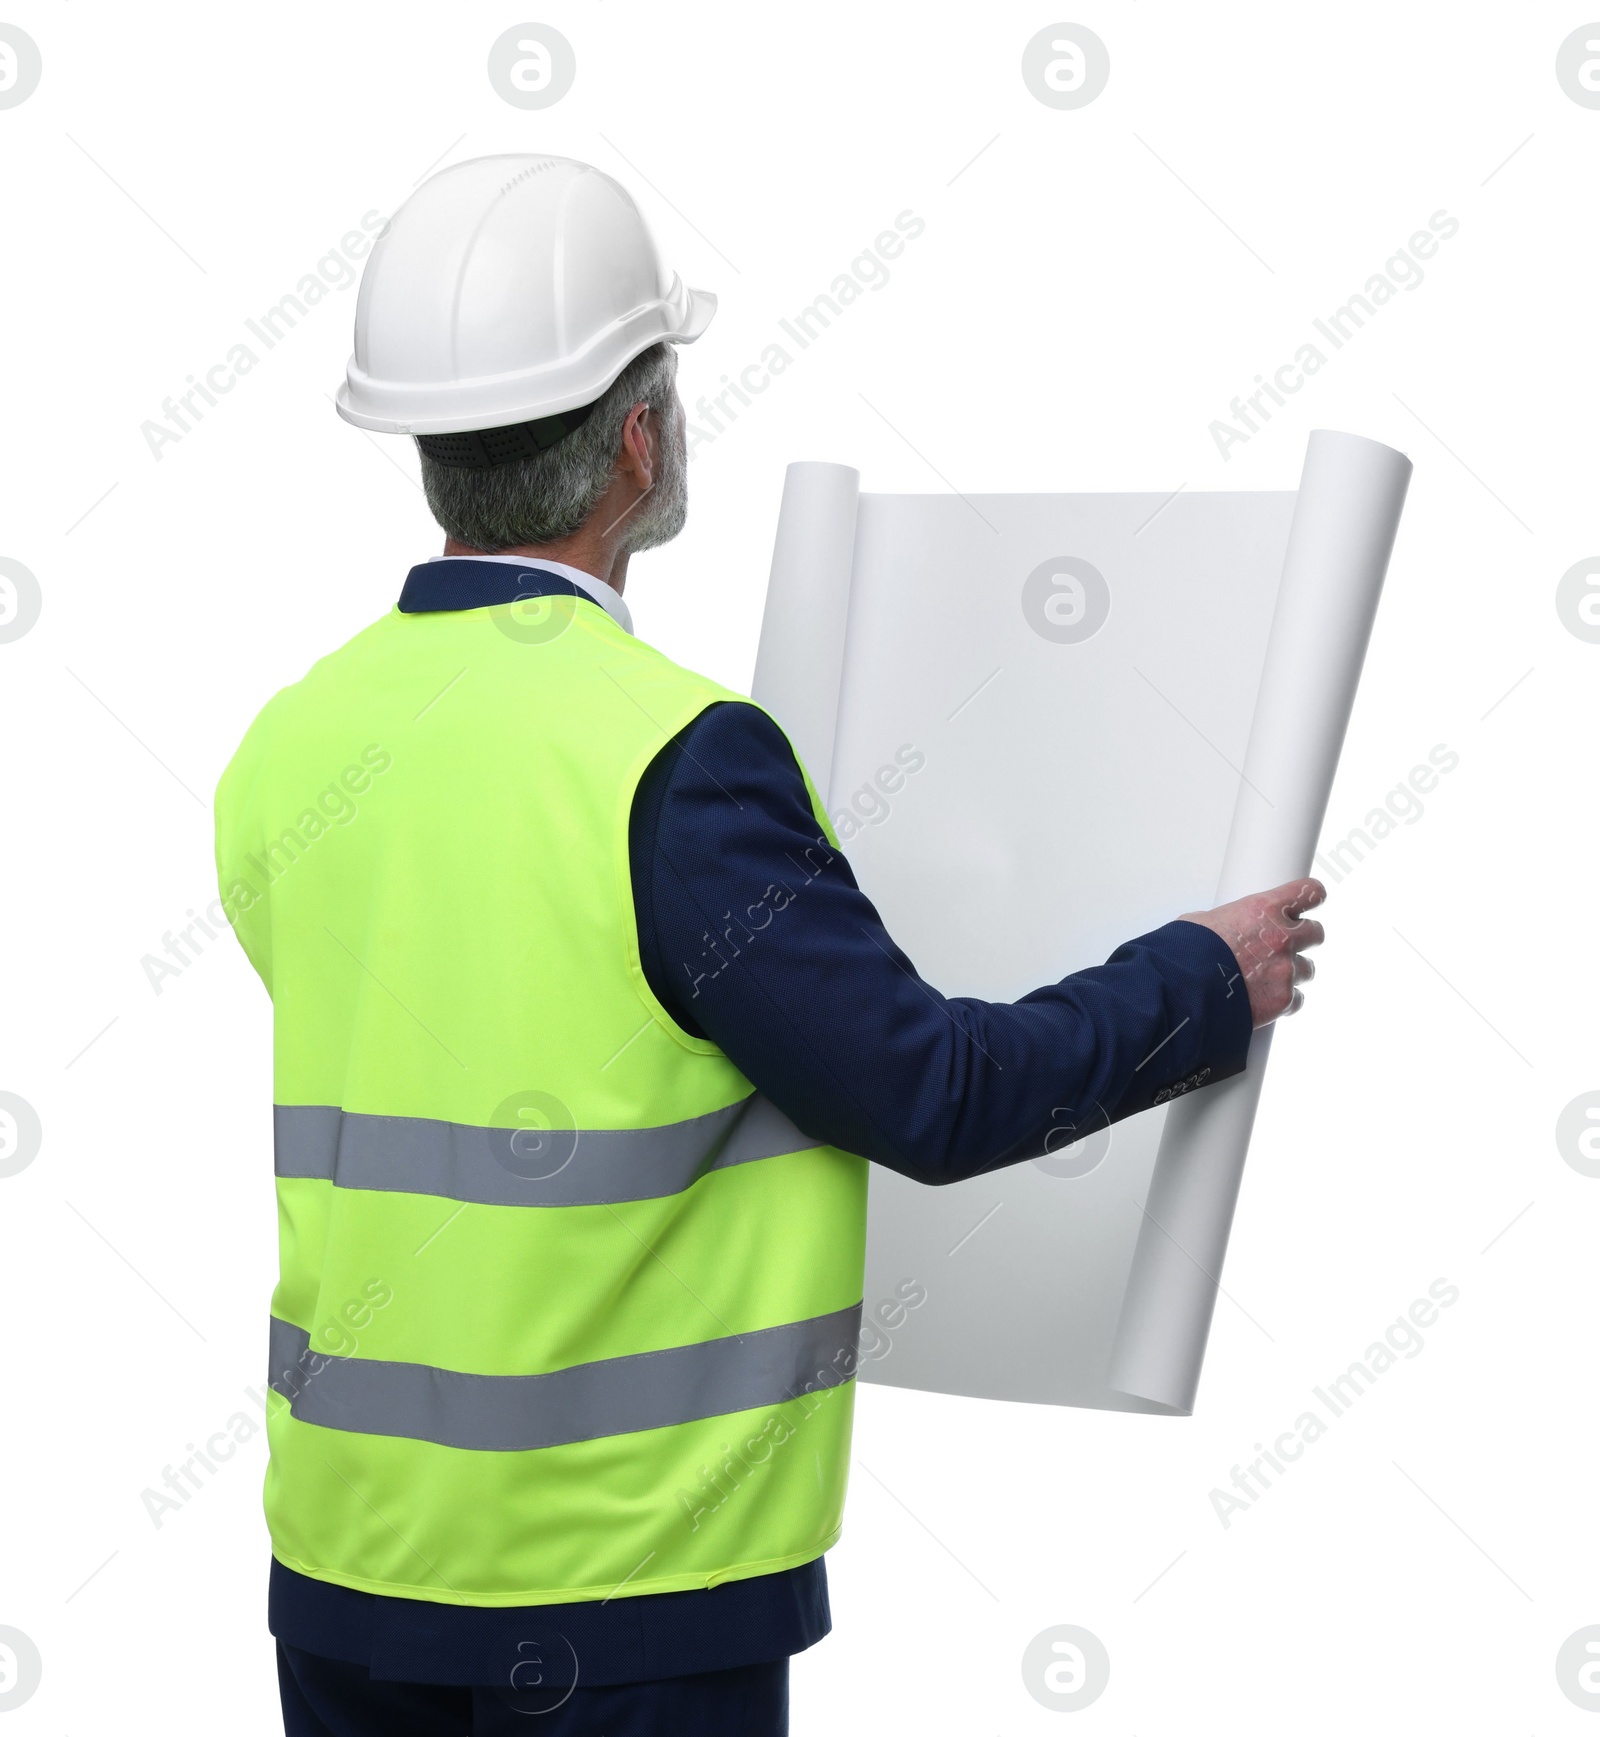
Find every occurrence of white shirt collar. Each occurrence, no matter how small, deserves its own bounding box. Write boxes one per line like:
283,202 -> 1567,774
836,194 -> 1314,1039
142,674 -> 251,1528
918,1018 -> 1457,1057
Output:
426,553 -> 634,636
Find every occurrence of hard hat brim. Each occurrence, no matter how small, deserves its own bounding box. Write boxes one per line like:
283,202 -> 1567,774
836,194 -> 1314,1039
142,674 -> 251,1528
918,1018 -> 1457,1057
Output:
336,283 -> 719,437
677,286 -> 717,342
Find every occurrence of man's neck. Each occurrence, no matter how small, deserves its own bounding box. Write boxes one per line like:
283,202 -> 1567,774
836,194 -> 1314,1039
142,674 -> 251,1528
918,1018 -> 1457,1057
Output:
442,536 -> 630,596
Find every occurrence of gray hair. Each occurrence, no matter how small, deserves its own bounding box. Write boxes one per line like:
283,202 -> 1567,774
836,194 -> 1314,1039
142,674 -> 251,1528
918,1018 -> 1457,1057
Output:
417,342 -> 678,550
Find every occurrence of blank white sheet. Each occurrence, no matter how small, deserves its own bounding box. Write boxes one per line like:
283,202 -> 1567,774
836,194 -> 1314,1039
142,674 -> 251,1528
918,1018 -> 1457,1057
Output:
751,432 -> 1409,1415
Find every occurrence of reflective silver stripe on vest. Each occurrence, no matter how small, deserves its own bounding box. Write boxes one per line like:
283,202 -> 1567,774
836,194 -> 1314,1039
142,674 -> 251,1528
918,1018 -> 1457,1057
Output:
267,1304 -> 863,1452
273,1095 -> 818,1208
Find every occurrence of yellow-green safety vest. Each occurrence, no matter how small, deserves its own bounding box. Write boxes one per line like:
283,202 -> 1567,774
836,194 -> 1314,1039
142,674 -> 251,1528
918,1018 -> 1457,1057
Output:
214,589 -> 868,1606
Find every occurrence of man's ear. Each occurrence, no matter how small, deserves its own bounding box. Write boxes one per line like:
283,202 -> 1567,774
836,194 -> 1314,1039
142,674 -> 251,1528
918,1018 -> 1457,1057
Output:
618,401 -> 657,489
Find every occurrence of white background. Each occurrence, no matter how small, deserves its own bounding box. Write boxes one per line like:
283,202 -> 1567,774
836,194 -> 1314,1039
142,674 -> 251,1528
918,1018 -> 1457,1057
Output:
1,2 -> 1594,1730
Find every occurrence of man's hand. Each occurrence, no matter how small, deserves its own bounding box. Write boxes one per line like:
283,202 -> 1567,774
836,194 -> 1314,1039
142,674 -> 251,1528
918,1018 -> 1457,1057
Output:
1181,878 -> 1327,1029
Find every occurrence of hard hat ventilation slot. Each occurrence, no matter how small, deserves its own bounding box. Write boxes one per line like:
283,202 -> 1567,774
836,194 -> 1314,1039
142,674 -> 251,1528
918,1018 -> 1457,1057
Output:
497,158 -> 565,199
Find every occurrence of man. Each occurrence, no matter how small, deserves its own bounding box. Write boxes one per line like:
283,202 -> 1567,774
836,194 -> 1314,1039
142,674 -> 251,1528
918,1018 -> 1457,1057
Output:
215,155 -> 1323,1737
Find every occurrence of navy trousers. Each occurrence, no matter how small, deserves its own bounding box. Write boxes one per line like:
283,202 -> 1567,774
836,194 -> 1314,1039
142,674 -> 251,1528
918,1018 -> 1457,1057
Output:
277,1640 -> 789,1736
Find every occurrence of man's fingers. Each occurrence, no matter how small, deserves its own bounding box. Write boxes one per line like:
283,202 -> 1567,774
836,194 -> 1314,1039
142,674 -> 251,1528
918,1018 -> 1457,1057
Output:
1186,878 -> 1330,1029
1275,878 -> 1326,920
1284,917 -> 1325,951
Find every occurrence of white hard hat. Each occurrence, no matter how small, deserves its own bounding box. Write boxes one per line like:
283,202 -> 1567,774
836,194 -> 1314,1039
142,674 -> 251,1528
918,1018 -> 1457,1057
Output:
335,153 -> 716,437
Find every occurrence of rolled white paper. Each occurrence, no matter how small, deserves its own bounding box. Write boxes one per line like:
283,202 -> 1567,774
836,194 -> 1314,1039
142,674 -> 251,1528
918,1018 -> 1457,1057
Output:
1107,429 -> 1413,1413
751,461 -> 860,803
